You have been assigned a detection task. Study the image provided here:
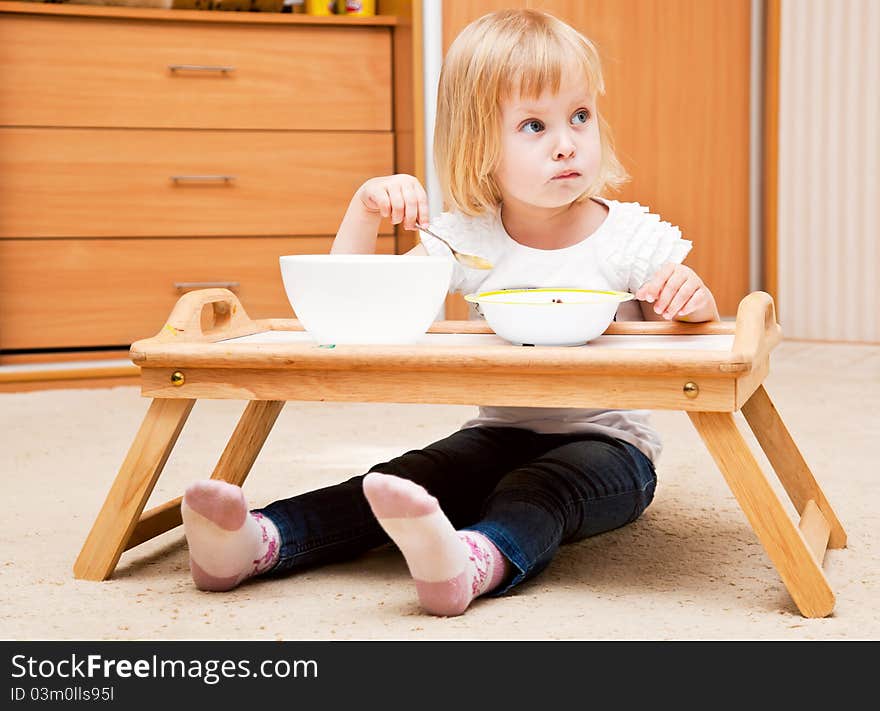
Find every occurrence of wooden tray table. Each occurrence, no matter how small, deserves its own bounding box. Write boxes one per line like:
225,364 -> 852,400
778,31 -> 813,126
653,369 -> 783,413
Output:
73,288 -> 846,618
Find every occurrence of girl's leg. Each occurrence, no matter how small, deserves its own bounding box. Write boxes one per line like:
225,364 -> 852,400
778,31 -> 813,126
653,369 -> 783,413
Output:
261,427 -> 553,573
467,435 -> 657,595
360,434 -> 654,616
183,427 -> 551,591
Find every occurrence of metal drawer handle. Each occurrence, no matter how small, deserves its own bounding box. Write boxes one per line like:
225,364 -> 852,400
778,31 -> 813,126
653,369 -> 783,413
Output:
168,64 -> 236,74
174,281 -> 240,292
170,175 -> 236,184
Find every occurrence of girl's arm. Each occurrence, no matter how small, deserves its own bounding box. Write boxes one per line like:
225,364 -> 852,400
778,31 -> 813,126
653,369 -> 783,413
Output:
331,174 -> 430,254
331,194 -> 383,254
635,262 -> 720,323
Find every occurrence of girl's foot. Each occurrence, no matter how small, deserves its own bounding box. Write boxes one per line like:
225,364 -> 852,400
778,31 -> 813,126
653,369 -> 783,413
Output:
181,480 -> 280,591
362,472 -> 509,616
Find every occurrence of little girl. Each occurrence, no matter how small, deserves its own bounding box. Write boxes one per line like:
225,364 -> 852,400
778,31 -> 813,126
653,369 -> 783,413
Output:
181,9 -> 719,616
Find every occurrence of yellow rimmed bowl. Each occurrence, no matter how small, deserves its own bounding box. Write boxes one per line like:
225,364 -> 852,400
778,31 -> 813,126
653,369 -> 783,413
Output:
464,288 -> 634,346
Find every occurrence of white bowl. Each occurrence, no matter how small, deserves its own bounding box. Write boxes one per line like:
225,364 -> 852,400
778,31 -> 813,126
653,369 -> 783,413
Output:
279,254 -> 452,345
464,288 -> 634,346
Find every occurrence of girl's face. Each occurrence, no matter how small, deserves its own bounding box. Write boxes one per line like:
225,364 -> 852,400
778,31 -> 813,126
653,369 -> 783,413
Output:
494,76 -> 601,211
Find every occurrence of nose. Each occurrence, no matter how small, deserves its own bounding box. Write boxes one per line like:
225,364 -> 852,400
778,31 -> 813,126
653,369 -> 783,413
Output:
553,129 -> 576,160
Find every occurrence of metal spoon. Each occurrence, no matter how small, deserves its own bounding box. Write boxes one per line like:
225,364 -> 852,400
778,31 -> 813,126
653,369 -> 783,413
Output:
416,223 -> 493,270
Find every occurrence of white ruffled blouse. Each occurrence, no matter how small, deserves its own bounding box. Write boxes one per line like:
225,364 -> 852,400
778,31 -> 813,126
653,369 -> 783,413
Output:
421,198 -> 692,297
418,197 -> 693,463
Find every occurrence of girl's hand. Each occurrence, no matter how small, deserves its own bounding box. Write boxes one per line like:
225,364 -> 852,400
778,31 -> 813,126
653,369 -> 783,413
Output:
356,174 -> 429,231
636,263 -> 718,321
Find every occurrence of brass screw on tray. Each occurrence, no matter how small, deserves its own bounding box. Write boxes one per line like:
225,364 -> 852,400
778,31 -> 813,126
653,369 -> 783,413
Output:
171,371 -> 185,387
683,381 -> 699,399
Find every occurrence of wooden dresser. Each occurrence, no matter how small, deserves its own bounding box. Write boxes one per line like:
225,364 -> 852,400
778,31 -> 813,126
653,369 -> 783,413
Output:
0,2 -> 416,365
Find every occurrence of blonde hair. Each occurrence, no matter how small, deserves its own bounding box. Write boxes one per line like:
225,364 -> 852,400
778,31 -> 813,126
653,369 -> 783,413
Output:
434,9 -> 628,215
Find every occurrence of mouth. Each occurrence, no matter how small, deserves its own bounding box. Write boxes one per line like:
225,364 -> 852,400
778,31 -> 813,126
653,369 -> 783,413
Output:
551,170 -> 581,180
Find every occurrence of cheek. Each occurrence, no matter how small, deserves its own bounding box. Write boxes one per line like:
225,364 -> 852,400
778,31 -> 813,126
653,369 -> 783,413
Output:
586,147 -> 601,171
582,133 -> 602,171
590,125 -> 603,153
497,135 -> 520,166
494,139 -> 527,183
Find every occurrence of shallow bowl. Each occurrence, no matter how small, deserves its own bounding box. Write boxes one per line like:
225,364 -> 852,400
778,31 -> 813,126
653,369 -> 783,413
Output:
464,288 -> 634,346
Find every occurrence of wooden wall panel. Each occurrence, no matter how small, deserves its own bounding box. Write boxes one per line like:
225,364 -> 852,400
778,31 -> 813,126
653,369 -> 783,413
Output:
379,0 -> 424,254
777,0 -> 879,342
442,0 -> 752,317
763,0 -> 780,308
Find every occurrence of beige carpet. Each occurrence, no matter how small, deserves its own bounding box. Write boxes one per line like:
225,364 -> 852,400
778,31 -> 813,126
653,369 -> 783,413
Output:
1,340 -> 878,640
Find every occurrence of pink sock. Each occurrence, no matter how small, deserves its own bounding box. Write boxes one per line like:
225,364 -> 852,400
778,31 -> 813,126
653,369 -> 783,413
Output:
181,480 -> 280,592
363,472 -> 510,616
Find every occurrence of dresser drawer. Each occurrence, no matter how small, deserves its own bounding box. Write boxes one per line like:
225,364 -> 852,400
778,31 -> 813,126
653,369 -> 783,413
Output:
0,235 -> 396,350
0,13 -> 392,130
0,128 -> 395,238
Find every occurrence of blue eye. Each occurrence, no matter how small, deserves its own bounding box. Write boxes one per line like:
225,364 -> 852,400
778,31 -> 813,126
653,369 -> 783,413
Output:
571,109 -> 590,125
520,120 -> 544,134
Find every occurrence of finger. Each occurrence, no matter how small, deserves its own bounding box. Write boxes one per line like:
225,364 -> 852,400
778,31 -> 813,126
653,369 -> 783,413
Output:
636,262 -> 676,302
415,183 -> 430,227
401,185 -> 420,230
663,279 -> 699,318
388,185 -> 406,224
653,268 -> 689,315
362,183 -> 392,218
359,185 -> 381,214
678,287 -> 706,316
375,190 -> 393,218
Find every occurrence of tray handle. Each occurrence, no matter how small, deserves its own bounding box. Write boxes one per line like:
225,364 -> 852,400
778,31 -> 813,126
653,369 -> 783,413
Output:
159,288 -> 252,342
732,291 -> 782,357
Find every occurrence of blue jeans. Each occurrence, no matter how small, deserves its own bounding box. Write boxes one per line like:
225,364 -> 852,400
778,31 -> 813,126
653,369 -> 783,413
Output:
256,426 -> 657,594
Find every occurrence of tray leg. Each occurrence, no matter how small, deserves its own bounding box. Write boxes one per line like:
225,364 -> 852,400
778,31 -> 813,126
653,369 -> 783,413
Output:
73,398 -> 195,581
688,410 -> 835,618
125,400 -> 286,550
741,384 -> 846,548
211,400 -> 286,487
